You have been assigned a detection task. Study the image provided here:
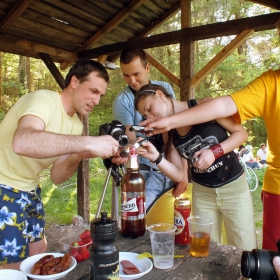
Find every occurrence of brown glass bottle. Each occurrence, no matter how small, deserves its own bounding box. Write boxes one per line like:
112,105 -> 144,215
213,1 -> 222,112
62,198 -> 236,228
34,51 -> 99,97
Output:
121,147 -> 146,238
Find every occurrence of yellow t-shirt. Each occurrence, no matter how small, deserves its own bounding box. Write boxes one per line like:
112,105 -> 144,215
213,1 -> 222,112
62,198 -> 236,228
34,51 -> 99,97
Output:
0,89 -> 83,191
231,69 -> 280,195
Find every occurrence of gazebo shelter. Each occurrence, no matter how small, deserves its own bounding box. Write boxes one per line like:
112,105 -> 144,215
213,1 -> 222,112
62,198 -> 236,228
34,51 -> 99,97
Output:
0,0 -> 279,223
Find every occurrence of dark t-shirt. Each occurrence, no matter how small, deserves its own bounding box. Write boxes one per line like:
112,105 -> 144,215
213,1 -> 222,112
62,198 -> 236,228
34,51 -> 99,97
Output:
173,118 -> 243,188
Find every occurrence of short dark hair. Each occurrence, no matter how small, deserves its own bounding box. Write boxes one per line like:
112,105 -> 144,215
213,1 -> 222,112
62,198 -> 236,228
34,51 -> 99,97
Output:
64,60 -> 109,88
120,47 -> 147,68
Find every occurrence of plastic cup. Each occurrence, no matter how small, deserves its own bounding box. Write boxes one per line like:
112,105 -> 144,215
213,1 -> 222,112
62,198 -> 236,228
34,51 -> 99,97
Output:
147,223 -> 176,269
187,216 -> 213,258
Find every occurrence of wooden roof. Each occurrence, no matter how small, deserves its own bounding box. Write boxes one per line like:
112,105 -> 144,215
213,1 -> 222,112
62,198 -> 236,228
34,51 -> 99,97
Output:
0,0 -> 279,71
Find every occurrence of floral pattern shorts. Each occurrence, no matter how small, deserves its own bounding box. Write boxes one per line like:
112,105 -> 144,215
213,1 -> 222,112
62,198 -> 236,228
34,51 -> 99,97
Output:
0,184 -> 45,264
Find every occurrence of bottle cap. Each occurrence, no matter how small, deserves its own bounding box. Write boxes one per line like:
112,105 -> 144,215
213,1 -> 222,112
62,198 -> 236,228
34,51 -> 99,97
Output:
90,212 -> 118,240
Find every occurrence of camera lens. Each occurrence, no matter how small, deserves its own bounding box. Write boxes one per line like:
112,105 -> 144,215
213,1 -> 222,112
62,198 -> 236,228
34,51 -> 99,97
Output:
241,249 -> 279,280
111,128 -> 129,148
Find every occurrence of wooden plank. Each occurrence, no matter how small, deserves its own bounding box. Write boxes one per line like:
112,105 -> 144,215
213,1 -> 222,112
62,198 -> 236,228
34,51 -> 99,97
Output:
0,34 -> 77,62
0,0 -> 34,33
249,0 -> 280,9
191,29 -> 254,88
30,0 -> 99,32
145,51 -> 180,87
180,0 -> 193,101
60,0 -> 147,70
107,2 -> 181,62
77,114 -> 90,225
39,52 -> 65,89
79,12 -> 280,59
22,8 -> 91,38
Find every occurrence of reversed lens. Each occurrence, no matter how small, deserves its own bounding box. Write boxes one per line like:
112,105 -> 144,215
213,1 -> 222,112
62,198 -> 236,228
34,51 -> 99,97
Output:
241,249 -> 279,280
111,129 -> 129,148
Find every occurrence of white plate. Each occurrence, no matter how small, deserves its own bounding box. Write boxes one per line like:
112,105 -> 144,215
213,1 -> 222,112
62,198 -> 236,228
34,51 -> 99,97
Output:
119,252 -> 153,279
0,269 -> 27,280
20,252 -> 77,280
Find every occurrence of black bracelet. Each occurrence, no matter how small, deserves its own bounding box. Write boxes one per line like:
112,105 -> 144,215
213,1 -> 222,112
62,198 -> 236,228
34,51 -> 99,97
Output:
150,153 -> 163,165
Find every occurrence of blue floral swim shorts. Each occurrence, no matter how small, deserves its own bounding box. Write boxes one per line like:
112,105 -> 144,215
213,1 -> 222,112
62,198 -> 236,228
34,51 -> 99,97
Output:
0,184 -> 45,264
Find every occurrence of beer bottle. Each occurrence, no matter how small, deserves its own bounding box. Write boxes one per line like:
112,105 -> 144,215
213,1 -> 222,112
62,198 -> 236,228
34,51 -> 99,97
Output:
121,147 -> 146,238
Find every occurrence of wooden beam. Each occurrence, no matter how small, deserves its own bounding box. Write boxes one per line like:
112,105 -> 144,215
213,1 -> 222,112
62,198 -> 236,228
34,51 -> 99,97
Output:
145,51 -> 180,87
77,115 -> 90,224
38,53 -> 65,90
0,34 -> 77,62
107,2 -> 181,62
0,0 -> 34,33
249,0 -> 280,10
180,0 -> 193,101
60,0 -> 146,70
97,55 -> 108,64
191,29 -> 254,88
79,12 -> 280,60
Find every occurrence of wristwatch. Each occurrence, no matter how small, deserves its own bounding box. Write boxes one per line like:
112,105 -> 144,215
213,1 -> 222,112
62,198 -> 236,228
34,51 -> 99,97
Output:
150,153 -> 163,165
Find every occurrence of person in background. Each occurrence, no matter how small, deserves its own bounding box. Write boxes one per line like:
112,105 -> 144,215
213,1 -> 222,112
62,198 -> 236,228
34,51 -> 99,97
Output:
257,143 -> 267,164
240,144 -> 261,169
112,47 -> 186,212
136,84 -> 257,250
0,60 -> 119,270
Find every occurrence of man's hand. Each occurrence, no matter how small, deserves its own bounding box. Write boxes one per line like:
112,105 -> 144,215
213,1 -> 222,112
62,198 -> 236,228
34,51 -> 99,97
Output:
111,149 -> 129,165
172,181 -> 187,198
138,117 -> 171,137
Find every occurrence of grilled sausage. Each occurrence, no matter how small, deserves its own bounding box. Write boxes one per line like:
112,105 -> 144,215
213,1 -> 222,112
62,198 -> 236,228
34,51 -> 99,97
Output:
31,254 -> 54,275
41,257 -> 62,275
46,254 -> 72,275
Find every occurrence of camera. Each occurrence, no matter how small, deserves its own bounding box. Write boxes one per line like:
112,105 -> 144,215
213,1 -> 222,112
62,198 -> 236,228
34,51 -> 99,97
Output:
241,240 -> 280,280
99,120 -> 129,148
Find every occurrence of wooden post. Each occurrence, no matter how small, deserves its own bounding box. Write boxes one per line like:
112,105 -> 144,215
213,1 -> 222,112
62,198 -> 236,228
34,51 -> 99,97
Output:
77,114 -> 90,224
180,0 -> 194,101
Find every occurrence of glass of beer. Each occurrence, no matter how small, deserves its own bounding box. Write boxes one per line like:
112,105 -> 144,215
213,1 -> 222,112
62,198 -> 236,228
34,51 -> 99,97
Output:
187,216 -> 213,258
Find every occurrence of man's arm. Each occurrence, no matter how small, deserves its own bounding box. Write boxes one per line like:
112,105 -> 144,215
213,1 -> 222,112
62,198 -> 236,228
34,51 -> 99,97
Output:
13,115 -> 118,159
140,96 -> 238,135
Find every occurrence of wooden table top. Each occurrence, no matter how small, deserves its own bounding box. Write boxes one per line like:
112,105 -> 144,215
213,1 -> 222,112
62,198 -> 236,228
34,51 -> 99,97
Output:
60,230 -> 247,280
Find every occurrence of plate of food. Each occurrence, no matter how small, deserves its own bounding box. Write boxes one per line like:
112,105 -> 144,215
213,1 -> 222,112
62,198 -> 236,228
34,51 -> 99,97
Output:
19,252 -> 77,280
119,252 -> 153,279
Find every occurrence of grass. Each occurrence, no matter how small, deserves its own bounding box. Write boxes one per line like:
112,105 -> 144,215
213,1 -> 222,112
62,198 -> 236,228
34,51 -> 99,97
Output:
41,158 -> 115,227
41,160 -> 266,248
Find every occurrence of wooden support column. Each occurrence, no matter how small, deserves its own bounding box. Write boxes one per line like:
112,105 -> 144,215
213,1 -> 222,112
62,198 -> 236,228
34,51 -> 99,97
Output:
180,0 -> 194,101
77,114 -> 90,224
38,53 -> 65,90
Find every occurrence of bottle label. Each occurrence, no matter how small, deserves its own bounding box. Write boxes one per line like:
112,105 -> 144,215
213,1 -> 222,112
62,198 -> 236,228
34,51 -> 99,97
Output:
121,192 -> 145,220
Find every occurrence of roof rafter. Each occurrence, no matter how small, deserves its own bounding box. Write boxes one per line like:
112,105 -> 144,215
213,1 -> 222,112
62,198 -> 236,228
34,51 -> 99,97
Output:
248,0 -> 280,10
0,0 -> 34,33
60,0 -> 147,70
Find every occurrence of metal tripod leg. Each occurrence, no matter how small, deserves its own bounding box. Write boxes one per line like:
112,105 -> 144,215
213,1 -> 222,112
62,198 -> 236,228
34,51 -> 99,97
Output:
95,167 -> 112,219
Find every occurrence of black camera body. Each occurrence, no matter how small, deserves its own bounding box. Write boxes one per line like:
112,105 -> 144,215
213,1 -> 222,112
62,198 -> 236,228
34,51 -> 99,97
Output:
241,240 -> 280,280
99,120 -> 129,148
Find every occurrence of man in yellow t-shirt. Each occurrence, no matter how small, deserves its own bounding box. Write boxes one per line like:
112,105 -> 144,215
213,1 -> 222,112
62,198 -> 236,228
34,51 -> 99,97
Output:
141,68 -> 280,251
0,60 -> 120,270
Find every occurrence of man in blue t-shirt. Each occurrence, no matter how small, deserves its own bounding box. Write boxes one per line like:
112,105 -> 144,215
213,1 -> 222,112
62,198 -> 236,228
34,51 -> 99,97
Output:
113,47 -> 183,211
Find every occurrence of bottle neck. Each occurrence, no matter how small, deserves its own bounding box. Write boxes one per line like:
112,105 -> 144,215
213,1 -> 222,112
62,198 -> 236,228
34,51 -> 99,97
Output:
127,152 -> 139,170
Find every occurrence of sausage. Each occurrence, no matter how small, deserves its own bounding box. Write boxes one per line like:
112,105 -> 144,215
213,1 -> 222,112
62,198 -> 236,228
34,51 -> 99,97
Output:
41,257 -> 62,275
31,254 -> 54,275
120,260 -> 140,275
46,254 -> 72,275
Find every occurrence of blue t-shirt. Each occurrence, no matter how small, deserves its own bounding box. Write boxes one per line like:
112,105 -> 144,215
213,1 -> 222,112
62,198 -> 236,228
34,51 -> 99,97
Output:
113,80 -> 175,168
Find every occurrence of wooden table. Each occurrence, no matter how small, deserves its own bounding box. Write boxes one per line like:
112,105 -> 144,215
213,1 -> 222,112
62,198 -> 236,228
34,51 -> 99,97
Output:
62,230 -> 248,280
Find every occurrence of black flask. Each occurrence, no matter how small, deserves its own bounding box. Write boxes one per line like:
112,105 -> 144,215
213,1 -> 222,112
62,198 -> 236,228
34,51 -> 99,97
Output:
90,212 -> 119,280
